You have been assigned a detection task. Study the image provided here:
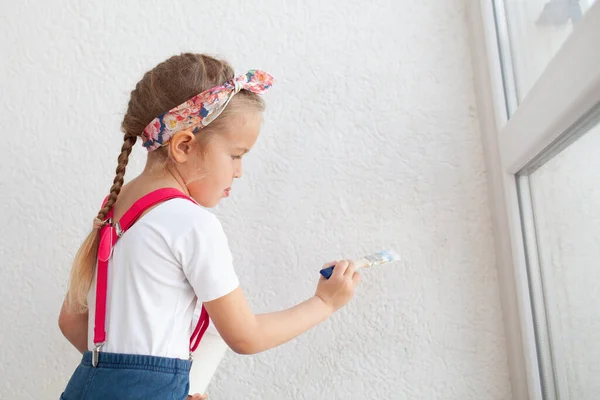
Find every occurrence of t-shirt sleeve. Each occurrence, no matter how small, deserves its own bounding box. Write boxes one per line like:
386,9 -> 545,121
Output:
176,211 -> 239,303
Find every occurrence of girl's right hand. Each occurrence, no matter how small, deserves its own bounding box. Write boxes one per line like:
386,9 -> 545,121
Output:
315,260 -> 361,312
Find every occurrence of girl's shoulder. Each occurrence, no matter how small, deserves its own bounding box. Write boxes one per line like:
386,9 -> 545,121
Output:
149,199 -> 232,265
143,197 -> 224,236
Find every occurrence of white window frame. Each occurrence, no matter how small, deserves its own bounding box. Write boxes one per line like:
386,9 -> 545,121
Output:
467,1 -> 600,399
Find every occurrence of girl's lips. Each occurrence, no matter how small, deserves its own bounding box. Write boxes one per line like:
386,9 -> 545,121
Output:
224,188 -> 231,197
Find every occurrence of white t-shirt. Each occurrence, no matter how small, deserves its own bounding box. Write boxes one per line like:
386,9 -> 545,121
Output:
86,198 -> 239,360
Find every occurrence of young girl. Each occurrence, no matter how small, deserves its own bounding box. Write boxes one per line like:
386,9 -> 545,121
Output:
58,53 -> 361,400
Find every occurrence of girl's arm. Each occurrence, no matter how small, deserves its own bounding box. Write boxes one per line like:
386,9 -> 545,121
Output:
58,299 -> 88,354
204,260 -> 360,355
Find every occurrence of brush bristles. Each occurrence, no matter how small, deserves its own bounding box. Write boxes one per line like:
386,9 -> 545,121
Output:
376,250 -> 400,264
365,249 -> 400,265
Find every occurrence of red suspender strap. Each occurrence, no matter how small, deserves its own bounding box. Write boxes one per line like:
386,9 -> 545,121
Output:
92,188 -> 210,366
94,195 -> 112,350
190,305 -> 210,353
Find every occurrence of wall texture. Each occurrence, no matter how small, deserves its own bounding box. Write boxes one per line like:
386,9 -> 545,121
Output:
0,0 -> 511,398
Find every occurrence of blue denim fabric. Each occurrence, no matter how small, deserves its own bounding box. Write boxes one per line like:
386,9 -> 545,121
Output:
60,351 -> 191,400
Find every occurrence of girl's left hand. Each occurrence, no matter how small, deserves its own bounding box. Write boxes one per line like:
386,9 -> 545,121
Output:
187,394 -> 208,400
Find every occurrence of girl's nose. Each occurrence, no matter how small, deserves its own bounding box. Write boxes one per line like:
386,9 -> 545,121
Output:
234,163 -> 243,179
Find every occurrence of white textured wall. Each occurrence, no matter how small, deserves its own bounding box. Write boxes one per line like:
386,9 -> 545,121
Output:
0,1 -> 511,399
530,123 -> 600,399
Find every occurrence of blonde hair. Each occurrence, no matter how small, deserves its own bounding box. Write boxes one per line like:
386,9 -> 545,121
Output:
66,53 -> 265,312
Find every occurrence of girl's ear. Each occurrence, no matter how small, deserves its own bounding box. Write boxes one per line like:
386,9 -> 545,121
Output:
168,131 -> 197,163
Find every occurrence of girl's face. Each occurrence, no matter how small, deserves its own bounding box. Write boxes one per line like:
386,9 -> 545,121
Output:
181,112 -> 262,207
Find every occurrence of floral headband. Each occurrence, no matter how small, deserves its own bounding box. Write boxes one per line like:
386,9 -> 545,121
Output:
141,69 -> 274,151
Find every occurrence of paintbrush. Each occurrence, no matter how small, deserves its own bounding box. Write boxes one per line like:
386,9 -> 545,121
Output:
319,249 -> 400,279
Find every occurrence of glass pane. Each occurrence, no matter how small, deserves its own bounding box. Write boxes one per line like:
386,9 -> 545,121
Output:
526,116 -> 600,398
502,0 -> 596,103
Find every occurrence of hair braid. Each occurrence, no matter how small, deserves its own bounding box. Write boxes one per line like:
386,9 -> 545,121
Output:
97,135 -> 137,222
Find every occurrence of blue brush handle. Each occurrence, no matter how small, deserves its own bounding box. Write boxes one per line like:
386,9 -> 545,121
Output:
319,265 -> 335,279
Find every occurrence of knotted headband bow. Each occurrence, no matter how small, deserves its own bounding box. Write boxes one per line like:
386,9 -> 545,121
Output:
142,69 -> 274,151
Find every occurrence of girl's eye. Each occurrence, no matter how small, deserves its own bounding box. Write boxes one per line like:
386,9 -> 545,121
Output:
231,155 -> 242,160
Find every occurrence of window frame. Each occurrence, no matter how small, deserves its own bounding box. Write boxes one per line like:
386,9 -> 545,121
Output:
467,1 -> 600,399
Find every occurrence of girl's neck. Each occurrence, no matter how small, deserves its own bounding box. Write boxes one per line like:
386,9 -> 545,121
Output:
111,164 -> 190,221
136,162 -> 190,196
